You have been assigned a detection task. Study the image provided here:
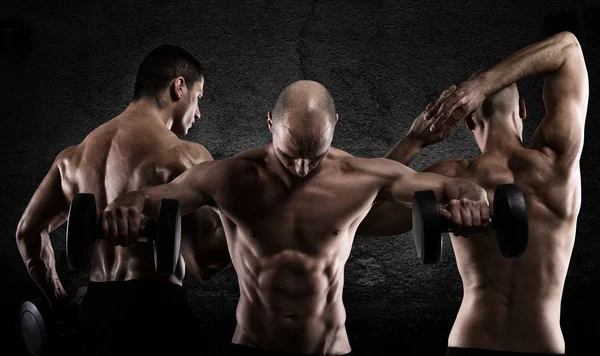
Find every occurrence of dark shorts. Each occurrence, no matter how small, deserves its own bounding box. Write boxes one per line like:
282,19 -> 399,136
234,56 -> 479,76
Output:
227,343 -> 354,356
79,279 -> 200,356
446,347 -> 565,356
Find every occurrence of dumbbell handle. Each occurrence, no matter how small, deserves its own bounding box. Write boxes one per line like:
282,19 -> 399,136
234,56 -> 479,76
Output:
92,218 -> 159,243
441,215 -> 496,233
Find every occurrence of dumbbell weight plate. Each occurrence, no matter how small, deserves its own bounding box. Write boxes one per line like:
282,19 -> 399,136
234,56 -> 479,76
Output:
412,190 -> 443,264
154,199 -> 181,275
66,193 -> 97,270
493,184 -> 528,258
20,298 -> 54,356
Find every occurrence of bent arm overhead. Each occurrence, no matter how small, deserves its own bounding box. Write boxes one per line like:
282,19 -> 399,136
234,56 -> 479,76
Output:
533,33 -> 588,163
474,32 -> 587,161
477,32 -> 587,105
425,31 -> 588,146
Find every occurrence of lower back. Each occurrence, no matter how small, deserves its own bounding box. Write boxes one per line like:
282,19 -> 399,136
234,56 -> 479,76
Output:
448,218 -> 576,353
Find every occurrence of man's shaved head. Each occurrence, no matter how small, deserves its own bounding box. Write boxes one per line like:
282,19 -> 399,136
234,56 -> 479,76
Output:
271,80 -> 337,128
465,68 -> 527,151
268,80 -> 338,178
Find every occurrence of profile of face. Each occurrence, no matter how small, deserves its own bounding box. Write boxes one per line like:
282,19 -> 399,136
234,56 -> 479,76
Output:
268,112 -> 337,178
170,76 -> 204,136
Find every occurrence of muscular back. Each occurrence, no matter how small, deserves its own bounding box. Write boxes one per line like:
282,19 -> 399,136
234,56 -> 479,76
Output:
428,143 -> 579,351
57,114 -> 213,284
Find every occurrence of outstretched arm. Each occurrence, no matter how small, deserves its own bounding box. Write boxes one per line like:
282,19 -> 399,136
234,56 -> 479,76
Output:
15,152 -> 71,308
357,158 -> 466,236
377,159 -> 485,207
100,160 -> 219,245
364,158 -> 488,237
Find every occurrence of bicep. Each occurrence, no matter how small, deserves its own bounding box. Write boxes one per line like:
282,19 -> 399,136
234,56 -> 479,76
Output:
357,201 -> 413,237
359,159 -> 460,236
533,39 -> 588,162
17,163 -> 69,237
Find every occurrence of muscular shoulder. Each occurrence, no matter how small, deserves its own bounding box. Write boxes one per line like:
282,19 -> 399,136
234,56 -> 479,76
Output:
164,141 -> 213,178
54,145 -> 81,170
422,158 -> 469,178
189,156 -> 260,192
178,141 -> 213,165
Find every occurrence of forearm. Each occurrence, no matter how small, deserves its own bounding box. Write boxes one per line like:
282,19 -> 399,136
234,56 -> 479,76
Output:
385,135 -> 425,165
16,232 -> 67,303
442,178 -> 487,204
479,31 -> 579,96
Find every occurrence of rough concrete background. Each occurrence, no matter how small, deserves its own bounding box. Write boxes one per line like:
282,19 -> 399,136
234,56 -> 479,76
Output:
1,1 -> 598,355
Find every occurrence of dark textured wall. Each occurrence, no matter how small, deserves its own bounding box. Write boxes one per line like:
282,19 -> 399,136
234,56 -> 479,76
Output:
1,1 -> 598,355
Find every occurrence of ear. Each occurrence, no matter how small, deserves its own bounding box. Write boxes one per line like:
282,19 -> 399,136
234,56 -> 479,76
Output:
465,115 -> 476,131
171,77 -> 186,100
519,98 -> 527,120
267,111 -> 273,132
334,113 -> 339,126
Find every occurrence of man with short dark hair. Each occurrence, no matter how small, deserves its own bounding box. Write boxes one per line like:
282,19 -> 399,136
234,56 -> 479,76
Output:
360,31 -> 588,355
15,44 -> 230,355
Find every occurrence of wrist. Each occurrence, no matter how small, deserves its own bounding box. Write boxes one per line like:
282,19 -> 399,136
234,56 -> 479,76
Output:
385,134 -> 426,164
402,134 -> 426,150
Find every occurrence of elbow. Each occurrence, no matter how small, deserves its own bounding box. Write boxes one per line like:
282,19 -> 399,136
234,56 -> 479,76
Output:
15,218 -> 43,259
15,218 -> 33,246
558,31 -> 579,46
558,31 -> 583,57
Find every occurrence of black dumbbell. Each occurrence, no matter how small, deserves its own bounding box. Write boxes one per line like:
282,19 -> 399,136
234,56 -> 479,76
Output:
20,286 -> 87,356
65,193 -> 181,275
412,183 -> 528,264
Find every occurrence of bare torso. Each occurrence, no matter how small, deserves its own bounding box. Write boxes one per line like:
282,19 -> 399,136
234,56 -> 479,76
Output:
57,114 -> 212,285
209,146 -> 386,355
441,148 -> 580,353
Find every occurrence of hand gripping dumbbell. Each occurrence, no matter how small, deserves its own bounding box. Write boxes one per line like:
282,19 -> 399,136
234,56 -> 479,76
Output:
412,183 -> 528,264
20,286 -> 88,356
65,193 -> 181,275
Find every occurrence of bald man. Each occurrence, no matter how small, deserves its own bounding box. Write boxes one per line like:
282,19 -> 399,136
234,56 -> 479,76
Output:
15,45 -> 229,356
360,31 -> 588,355
99,80 -> 493,355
